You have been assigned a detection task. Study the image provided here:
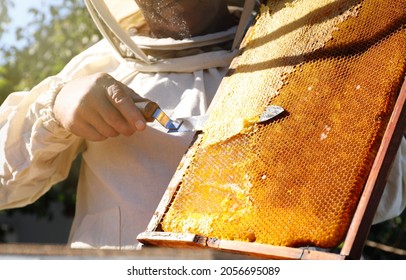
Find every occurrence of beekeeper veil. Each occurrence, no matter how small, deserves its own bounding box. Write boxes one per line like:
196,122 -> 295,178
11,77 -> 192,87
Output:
84,0 -> 258,67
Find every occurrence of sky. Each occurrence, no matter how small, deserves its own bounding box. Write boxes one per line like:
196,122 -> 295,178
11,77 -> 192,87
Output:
2,0 -> 62,48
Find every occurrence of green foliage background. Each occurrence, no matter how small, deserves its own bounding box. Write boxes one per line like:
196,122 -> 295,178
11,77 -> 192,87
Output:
0,0 -> 99,236
0,0 -> 404,259
0,0 -> 100,102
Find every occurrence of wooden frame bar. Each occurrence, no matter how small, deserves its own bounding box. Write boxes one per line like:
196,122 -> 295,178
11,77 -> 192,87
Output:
340,75 -> 406,259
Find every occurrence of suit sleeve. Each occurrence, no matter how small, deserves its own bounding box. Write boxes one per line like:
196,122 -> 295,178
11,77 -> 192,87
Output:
0,76 -> 84,210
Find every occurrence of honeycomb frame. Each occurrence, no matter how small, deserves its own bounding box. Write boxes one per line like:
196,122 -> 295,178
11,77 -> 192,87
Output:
138,0 -> 406,259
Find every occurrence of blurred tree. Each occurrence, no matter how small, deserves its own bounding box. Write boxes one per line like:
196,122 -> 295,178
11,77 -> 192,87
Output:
0,0 -> 13,103
0,0 -> 12,37
0,0 -> 100,240
1,0 -> 100,102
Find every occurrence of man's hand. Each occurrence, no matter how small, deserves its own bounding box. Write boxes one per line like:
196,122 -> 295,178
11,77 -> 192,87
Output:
54,73 -> 147,141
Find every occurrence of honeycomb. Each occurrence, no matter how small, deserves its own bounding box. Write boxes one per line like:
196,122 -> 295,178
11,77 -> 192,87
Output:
161,0 -> 406,248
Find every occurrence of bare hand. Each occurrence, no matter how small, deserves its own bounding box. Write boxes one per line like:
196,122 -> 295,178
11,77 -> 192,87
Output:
54,73 -> 147,141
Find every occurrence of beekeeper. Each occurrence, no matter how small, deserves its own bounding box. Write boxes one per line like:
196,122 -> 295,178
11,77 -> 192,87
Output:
0,0 -> 404,250
0,0 -> 249,249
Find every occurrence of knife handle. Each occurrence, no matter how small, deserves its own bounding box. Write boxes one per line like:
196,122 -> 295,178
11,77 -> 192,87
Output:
134,101 -> 159,122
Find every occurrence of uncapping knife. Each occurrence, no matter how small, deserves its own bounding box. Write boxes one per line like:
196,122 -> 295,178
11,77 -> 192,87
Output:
135,100 -> 209,132
135,101 -> 284,133
135,101 -> 181,131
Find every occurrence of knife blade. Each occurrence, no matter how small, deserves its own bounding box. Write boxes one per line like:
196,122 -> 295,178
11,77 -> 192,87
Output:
258,104 -> 285,123
168,105 -> 285,133
168,115 -> 209,133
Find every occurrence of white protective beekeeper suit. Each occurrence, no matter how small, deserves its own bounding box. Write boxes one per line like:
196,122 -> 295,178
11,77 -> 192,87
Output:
0,0 -> 405,249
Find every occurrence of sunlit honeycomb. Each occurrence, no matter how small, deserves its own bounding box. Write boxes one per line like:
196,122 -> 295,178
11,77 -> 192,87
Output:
161,0 -> 406,248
